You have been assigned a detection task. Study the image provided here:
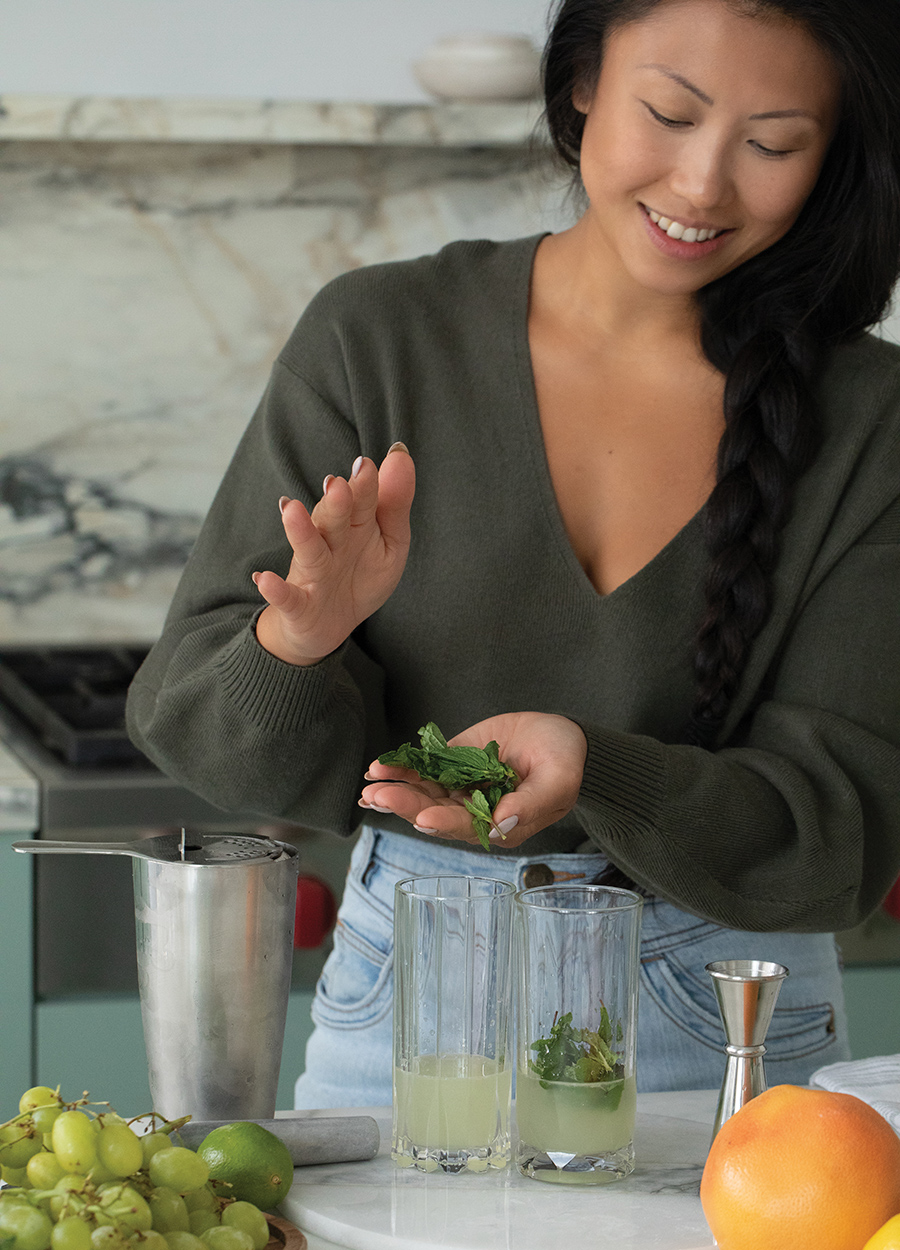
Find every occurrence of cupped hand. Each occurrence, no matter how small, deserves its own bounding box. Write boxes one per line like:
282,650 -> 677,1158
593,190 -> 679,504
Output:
359,712 -> 588,849
254,444 -> 415,665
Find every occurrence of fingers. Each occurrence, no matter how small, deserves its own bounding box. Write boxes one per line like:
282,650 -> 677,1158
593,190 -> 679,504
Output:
376,444 -> 416,553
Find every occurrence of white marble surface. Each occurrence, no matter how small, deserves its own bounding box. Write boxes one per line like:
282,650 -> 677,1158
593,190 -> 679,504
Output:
0,96 -> 545,147
280,1091 -> 719,1250
0,121 -> 572,642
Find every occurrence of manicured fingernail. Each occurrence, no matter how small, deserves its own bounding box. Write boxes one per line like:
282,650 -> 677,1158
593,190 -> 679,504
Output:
278,495 -> 290,514
351,455 -> 364,478
251,571 -> 261,586
414,824 -> 438,834
369,804 -> 393,814
496,815 -> 519,835
323,474 -> 335,494
364,771 -> 377,781
358,799 -> 372,809
388,441 -> 409,455
489,830 -> 505,843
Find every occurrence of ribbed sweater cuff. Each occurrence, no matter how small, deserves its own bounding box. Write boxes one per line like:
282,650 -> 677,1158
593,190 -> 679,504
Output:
215,621 -> 348,737
576,724 -> 667,833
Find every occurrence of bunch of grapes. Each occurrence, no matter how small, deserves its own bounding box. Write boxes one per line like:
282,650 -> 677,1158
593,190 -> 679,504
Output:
0,1088 -> 271,1250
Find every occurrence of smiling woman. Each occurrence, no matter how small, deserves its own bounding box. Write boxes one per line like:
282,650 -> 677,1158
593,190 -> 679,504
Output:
127,0 -> 900,1108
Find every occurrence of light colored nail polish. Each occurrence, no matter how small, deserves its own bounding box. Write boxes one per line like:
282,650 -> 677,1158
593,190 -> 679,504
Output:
388,441 -> 409,455
369,805 -> 394,814
488,830 -> 504,842
496,815 -> 519,835
363,771 -> 377,781
351,455 -> 364,478
278,496 -> 289,514
251,571 -> 261,586
322,474 -> 334,494
414,824 -> 438,834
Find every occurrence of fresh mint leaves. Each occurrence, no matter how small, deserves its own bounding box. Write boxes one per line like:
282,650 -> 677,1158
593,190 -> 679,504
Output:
377,721 -> 518,850
530,1010 -> 623,1086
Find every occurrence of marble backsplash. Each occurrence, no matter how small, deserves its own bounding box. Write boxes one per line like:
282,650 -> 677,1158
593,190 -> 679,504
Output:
0,100 -> 573,642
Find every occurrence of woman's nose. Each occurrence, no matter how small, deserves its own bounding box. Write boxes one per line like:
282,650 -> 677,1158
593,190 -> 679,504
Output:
668,138 -> 732,211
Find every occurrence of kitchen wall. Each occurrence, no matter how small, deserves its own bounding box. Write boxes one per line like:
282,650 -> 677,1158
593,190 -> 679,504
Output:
0,0 -> 551,100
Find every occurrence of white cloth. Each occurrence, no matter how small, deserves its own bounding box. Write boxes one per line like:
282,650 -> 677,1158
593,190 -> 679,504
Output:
810,1055 -> 900,1133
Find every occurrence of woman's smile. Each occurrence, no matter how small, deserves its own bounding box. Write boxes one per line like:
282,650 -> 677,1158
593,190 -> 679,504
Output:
639,203 -> 734,259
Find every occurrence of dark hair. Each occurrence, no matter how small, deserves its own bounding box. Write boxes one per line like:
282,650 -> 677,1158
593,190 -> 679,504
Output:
543,0 -> 900,747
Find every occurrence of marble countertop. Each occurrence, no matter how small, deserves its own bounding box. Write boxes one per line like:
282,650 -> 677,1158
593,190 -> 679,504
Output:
0,95 -> 545,147
279,1090 -> 719,1250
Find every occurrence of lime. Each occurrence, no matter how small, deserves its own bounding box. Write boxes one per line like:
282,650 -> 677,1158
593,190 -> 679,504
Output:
196,1125 -> 292,1211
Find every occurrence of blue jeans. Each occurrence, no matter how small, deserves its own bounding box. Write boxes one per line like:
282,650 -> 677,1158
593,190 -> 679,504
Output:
293,826 -> 850,1108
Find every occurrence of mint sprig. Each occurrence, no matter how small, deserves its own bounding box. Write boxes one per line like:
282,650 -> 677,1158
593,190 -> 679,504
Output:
377,721 -> 518,850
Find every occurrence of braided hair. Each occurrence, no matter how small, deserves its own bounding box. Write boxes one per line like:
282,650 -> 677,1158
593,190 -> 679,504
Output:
543,0 -> 900,748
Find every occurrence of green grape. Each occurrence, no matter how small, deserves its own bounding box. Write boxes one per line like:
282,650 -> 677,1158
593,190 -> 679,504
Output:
95,1127 -> 142,1180
0,1167 -> 31,1188
163,1234 -> 205,1250
30,1107 -> 62,1138
50,1218 -> 92,1250
148,1151 -> 208,1196
0,1193 -> 32,1208
0,1123 -> 42,1171
51,1115 -> 97,1177
26,1155 -> 65,1191
138,1234 -> 169,1250
140,1136 -> 170,1171
18,1090 -> 60,1118
97,1188 -> 152,1233
181,1193 -> 215,1216
198,1228 -> 253,1250
88,1230 -> 129,1250
219,1205 -> 267,1250
0,1201 -> 53,1250
186,1215 -> 217,1239
148,1189 -> 190,1235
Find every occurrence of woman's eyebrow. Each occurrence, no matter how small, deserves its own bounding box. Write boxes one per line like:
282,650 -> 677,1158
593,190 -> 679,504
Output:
639,63 -> 713,105
639,63 -> 819,123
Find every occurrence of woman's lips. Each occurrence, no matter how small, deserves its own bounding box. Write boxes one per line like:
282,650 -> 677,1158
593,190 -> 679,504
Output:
640,204 -> 734,259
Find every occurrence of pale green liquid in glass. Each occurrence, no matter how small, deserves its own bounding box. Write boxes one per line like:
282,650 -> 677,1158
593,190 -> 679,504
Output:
516,1070 -> 637,1156
394,1054 -> 511,1151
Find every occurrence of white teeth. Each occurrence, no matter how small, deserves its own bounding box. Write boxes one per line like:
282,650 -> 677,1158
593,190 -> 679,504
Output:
646,208 -> 721,243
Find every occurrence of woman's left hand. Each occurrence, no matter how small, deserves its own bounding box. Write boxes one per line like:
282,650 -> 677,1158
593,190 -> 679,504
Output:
358,712 -> 588,848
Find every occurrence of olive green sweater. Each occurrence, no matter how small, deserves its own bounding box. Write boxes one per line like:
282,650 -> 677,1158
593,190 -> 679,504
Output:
126,235 -> 900,934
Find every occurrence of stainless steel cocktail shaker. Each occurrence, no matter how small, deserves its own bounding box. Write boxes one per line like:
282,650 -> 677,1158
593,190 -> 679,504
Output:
134,834 -> 298,1121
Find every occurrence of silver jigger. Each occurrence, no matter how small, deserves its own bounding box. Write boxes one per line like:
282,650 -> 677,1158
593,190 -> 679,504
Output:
706,959 -> 788,1142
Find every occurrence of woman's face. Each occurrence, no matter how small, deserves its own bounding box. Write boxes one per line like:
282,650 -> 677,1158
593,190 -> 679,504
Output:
575,0 -> 842,298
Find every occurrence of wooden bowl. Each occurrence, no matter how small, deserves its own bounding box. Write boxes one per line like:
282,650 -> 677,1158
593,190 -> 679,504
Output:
265,1213 -> 307,1250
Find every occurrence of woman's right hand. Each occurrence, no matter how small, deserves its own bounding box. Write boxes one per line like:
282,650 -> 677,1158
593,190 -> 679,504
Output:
254,442 -> 415,666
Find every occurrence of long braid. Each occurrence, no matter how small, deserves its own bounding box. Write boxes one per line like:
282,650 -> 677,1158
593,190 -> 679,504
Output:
686,320 -> 820,745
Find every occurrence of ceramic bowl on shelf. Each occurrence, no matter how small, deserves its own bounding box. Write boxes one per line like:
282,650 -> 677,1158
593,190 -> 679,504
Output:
412,33 -> 542,102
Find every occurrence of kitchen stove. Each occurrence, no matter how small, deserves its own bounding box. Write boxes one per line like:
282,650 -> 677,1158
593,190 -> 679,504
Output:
0,644 -> 248,831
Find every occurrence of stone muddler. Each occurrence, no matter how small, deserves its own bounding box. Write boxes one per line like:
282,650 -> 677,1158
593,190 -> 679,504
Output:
174,1116 -> 380,1167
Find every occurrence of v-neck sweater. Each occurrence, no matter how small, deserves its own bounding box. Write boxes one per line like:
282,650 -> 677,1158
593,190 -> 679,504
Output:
126,234 -> 900,933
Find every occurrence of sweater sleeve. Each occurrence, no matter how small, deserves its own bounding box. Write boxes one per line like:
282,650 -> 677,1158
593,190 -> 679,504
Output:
125,355 -> 390,834
574,497 -> 900,933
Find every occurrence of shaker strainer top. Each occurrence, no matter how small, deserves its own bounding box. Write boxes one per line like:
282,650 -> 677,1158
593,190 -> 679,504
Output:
12,831 -> 285,865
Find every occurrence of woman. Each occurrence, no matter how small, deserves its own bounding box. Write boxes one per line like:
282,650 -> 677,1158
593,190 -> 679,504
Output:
127,0 -> 900,1106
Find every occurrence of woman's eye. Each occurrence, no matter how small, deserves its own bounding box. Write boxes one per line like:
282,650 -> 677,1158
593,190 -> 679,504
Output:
749,140 -> 793,158
643,102 -> 690,129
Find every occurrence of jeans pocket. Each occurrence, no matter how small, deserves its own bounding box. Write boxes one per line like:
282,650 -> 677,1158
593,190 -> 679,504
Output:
641,949 -> 839,1062
311,835 -> 394,1031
